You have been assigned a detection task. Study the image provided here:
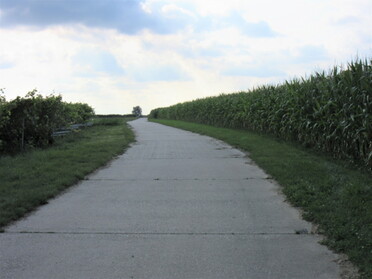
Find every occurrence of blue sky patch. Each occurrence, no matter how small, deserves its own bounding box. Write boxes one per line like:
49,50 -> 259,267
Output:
73,49 -> 124,76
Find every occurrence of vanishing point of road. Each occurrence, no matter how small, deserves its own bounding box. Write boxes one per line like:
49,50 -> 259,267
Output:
0,118 -> 341,278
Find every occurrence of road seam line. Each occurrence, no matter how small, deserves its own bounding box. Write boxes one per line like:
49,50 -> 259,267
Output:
4,231 -> 310,236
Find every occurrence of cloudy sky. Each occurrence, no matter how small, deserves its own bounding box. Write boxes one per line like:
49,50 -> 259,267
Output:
1,0 -> 371,114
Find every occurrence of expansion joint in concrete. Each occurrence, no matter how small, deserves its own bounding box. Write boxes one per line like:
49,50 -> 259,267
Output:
5,231 -> 311,236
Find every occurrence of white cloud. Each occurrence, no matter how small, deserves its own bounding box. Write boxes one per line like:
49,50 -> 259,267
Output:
140,2 -> 153,14
161,4 -> 196,18
0,0 -> 371,114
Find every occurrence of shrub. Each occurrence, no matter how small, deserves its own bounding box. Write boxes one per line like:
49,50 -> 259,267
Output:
0,90 -> 95,153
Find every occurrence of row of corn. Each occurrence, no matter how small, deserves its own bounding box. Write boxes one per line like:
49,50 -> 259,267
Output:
150,59 -> 371,168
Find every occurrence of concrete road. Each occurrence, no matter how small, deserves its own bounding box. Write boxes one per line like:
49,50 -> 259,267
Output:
1,118 -> 341,278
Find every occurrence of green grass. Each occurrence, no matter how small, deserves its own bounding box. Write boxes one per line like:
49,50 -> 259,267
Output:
151,118 -> 372,279
0,118 -> 135,229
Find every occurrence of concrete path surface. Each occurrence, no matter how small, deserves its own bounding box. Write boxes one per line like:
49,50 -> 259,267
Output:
1,118 -> 341,278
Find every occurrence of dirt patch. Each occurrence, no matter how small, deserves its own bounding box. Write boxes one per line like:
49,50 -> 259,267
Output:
337,254 -> 360,279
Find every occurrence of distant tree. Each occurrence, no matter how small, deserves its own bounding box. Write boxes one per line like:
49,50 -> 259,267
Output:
132,106 -> 142,117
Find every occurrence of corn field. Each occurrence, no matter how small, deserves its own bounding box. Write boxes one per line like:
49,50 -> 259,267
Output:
150,59 -> 372,168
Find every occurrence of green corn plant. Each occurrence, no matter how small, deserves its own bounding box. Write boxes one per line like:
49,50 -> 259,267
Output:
149,59 -> 371,169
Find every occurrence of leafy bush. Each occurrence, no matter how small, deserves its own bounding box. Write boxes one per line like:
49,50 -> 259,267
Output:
64,102 -> 95,124
0,90 -> 95,153
150,59 -> 372,169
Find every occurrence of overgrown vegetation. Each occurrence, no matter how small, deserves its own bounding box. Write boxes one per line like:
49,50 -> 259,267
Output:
0,117 -> 135,229
0,89 -> 94,154
150,59 -> 372,169
151,118 -> 371,278
149,59 -> 371,277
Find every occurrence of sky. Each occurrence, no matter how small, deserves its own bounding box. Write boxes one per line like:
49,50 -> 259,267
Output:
0,0 -> 371,115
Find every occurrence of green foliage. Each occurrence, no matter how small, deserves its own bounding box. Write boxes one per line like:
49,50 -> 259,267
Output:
0,89 -> 9,150
150,59 -> 372,169
93,117 -> 124,126
132,106 -> 142,117
0,90 -> 95,153
152,118 -> 372,278
64,102 -> 95,124
0,117 -> 135,229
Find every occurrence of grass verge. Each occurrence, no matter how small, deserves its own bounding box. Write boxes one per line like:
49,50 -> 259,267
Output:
151,118 -> 371,279
0,117 -> 135,229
